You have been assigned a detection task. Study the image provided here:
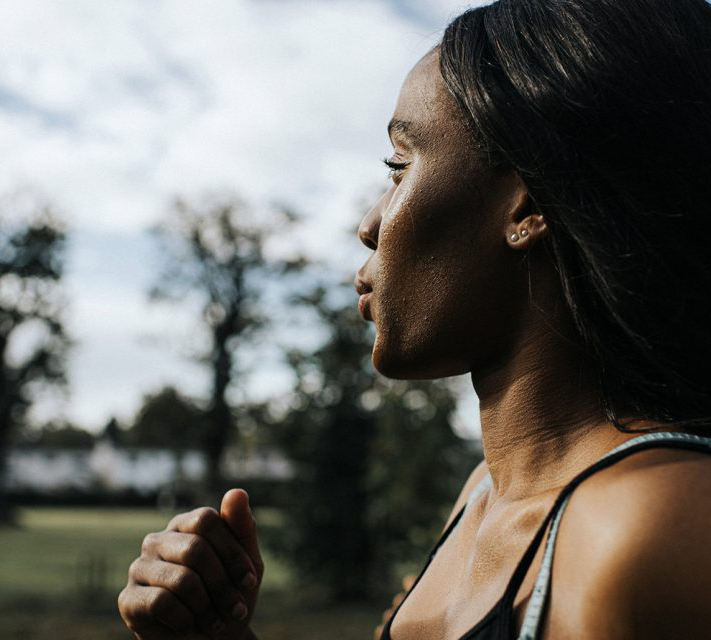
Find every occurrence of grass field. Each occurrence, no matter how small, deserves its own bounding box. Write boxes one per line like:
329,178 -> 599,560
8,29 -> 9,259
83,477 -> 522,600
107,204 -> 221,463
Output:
0,507 -> 384,640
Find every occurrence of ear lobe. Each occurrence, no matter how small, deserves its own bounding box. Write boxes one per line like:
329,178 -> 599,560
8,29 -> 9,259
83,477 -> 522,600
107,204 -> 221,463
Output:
506,212 -> 548,249
499,172 -> 547,249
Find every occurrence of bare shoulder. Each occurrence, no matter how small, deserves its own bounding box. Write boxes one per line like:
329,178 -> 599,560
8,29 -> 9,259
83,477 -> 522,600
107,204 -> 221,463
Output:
549,447 -> 711,639
442,459 -> 489,530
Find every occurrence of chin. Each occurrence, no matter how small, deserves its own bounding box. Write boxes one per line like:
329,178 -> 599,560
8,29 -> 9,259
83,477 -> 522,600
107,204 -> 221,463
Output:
371,333 -> 469,380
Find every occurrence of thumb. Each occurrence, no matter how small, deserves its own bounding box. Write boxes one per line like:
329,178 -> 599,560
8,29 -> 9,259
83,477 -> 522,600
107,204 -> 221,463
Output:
220,488 -> 261,567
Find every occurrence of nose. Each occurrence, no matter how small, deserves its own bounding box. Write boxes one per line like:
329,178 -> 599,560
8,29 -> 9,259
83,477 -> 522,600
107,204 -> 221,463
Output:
358,188 -> 390,250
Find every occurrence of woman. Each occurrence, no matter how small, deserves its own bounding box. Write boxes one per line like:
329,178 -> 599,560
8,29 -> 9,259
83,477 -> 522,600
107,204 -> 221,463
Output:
118,0 -> 711,638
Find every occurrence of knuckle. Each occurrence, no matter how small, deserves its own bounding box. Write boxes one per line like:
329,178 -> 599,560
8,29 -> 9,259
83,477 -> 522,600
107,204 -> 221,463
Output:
191,507 -> 219,531
117,587 -> 131,618
172,566 -> 200,596
182,534 -> 208,566
128,557 -> 143,580
140,531 -> 159,555
165,513 -> 183,530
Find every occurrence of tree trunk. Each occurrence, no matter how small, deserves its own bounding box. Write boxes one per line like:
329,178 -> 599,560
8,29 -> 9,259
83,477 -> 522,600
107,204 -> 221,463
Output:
203,331 -> 235,502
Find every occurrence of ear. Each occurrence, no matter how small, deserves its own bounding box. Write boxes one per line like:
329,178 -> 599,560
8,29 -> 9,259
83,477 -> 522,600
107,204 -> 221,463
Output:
503,174 -> 547,250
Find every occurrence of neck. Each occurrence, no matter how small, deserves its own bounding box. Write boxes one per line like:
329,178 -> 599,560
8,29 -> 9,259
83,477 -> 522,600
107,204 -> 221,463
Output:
473,313 -> 629,501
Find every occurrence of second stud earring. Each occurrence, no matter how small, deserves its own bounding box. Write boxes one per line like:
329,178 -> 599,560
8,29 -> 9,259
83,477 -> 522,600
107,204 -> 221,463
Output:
510,233 -> 520,242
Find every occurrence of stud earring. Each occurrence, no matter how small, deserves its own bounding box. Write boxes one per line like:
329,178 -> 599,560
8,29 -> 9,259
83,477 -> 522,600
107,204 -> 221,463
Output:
521,229 -> 529,238
510,233 -> 520,243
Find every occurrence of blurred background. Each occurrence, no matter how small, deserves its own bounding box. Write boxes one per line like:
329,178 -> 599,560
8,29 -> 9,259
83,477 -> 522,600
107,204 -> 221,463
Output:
0,1 -> 488,638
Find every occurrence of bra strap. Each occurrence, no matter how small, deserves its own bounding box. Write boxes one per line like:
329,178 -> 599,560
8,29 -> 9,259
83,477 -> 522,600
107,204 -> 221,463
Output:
516,431 -> 711,640
379,472 -> 493,640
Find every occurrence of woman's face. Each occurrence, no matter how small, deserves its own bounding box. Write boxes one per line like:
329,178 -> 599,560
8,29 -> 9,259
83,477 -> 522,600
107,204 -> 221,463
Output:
356,49 -> 530,380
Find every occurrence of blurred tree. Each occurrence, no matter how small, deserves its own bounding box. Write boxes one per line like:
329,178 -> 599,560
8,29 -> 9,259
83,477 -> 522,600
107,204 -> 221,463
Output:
125,387 -> 204,451
0,196 -> 68,520
151,194 -> 300,496
123,388 -> 207,505
17,423 -> 94,448
278,285 -> 375,601
276,284 -> 477,601
101,416 -> 123,446
366,378 -> 479,582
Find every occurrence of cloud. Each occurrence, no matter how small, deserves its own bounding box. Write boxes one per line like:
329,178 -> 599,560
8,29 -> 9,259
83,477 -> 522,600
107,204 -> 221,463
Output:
0,0 -> 483,435
0,0 -> 418,232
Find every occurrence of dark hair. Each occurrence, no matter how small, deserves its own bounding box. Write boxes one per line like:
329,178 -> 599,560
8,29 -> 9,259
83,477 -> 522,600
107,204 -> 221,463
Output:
440,0 -> 711,431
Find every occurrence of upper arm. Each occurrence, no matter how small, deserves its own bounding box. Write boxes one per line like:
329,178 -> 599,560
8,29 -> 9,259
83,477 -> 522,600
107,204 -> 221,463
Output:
548,452 -> 711,639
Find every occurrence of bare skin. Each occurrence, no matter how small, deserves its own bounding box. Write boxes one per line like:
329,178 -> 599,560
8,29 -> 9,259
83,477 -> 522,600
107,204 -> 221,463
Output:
118,489 -> 262,639
120,48 -> 711,640
356,50 -> 711,639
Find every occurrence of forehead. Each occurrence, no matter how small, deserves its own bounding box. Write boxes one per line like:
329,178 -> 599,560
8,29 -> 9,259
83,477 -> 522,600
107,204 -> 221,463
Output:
391,49 -> 465,146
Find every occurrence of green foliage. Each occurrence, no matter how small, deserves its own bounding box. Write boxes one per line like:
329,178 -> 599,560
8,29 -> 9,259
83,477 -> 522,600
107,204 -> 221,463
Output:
123,386 -> 204,450
366,378 -> 479,576
150,194 -> 300,493
16,424 -> 95,448
275,284 -> 478,601
0,195 -> 68,519
276,286 -> 375,601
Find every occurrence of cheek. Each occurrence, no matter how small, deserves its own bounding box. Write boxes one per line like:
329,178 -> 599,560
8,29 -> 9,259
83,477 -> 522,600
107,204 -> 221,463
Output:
378,180 -> 485,299
371,187 -> 489,376
368,161 -> 533,379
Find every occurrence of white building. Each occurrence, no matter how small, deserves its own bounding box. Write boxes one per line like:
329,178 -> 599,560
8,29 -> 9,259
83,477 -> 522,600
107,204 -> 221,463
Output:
3,440 -> 293,496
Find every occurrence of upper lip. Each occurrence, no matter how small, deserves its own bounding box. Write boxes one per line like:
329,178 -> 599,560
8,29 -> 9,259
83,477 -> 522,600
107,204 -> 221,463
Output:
354,275 -> 373,296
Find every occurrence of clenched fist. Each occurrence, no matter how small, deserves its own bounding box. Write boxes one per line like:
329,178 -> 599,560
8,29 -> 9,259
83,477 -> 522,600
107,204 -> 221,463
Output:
118,489 -> 263,639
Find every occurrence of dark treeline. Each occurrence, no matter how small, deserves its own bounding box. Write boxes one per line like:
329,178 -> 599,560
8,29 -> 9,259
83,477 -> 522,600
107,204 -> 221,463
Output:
2,192 -> 481,600
0,194 -> 68,521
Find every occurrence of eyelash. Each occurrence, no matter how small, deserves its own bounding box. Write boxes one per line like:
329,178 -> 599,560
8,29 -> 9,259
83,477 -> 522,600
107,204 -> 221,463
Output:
382,157 -> 410,180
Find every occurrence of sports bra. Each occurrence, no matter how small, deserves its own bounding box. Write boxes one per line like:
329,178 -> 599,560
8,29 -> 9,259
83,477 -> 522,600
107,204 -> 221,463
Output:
379,431 -> 711,640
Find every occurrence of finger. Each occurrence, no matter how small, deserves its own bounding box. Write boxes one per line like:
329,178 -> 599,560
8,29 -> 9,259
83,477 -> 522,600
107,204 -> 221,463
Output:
119,584 -> 195,636
145,530 -> 247,623
374,623 -> 384,640
119,587 -> 172,640
391,592 -> 405,608
168,507 -> 258,589
381,607 -> 394,625
129,557 -> 223,634
220,489 -> 263,585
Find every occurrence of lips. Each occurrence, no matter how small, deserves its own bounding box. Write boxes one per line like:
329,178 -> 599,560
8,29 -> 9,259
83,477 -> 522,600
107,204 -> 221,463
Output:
354,276 -> 374,321
358,292 -> 373,321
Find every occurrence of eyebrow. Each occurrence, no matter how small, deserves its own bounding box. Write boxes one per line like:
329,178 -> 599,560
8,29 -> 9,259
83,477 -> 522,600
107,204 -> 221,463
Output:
387,118 -> 420,146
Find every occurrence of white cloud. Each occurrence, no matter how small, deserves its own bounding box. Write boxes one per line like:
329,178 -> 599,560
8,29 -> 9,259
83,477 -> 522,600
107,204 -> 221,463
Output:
0,0 -> 485,434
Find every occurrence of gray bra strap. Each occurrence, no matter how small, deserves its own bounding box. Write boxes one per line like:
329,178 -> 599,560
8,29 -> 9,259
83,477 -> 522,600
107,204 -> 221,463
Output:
517,431 -> 711,640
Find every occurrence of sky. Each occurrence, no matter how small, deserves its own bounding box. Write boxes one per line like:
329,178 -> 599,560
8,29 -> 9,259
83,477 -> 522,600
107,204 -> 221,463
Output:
0,0 -> 486,436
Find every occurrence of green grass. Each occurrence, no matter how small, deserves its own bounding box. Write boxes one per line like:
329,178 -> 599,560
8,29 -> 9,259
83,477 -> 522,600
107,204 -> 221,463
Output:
0,508 -> 168,601
0,507 -> 383,640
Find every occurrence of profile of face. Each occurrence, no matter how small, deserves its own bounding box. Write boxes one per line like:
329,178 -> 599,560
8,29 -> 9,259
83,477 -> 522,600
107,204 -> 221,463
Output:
356,49 -> 546,381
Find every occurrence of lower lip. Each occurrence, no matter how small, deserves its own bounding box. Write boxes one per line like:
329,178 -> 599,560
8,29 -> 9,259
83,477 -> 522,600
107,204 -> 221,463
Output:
358,293 -> 373,320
